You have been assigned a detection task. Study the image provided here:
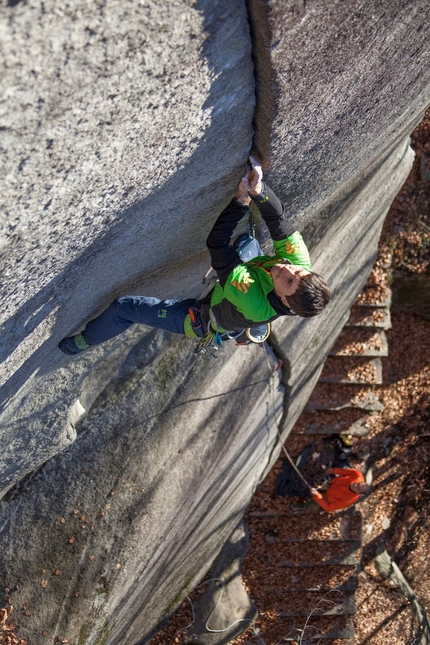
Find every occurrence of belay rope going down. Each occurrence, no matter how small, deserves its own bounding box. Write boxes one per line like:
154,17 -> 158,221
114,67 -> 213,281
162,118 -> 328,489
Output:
276,429 -> 313,491
195,213 -> 271,355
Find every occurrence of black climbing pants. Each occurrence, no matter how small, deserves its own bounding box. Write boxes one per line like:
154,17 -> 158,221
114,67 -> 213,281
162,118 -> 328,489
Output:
83,296 -> 204,345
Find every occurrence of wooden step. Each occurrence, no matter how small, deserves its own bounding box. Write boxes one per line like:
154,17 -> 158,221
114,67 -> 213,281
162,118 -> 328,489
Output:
330,328 -> 388,357
258,565 -> 359,592
245,509 -> 363,644
259,539 -> 361,567
346,304 -> 391,330
360,263 -> 392,288
319,356 -> 383,385
248,511 -> 362,541
307,384 -> 384,412
308,615 -> 355,640
287,640 -> 354,645
292,409 -> 374,438
271,590 -> 357,616
355,285 -> 392,307
280,639 -> 354,645
269,613 -> 355,640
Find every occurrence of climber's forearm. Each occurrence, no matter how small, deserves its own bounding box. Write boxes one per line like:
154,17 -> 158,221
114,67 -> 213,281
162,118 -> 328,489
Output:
250,182 -> 295,241
206,197 -> 249,284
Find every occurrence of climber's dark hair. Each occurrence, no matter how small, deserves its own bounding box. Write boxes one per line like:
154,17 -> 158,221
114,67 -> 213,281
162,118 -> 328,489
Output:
287,272 -> 331,317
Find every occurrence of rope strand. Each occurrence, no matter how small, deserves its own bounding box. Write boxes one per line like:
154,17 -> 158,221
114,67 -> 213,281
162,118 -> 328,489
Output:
276,430 -> 313,491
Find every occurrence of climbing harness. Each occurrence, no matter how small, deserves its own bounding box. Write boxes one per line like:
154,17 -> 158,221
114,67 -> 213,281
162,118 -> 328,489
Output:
194,308 -> 224,355
193,315 -> 271,355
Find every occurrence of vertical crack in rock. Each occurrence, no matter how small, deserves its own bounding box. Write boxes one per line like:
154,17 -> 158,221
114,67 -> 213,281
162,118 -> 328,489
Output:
245,0 -> 277,168
244,0 -> 294,469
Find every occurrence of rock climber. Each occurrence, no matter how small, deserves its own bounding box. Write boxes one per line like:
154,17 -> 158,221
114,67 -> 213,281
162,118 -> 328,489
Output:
310,467 -> 371,512
59,158 -> 331,355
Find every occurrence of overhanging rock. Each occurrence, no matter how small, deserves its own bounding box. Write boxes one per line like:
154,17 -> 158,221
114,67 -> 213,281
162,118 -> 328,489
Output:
0,0 -> 255,492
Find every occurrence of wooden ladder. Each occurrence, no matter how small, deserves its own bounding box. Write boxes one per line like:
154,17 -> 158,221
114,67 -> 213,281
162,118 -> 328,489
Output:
244,251 -> 392,644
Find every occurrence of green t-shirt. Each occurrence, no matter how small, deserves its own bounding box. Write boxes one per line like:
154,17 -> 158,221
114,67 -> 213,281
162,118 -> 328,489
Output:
210,231 -> 311,328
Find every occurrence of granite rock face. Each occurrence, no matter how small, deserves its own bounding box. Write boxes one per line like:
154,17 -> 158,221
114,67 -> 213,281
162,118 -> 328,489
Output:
0,0 -> 429,643
0,0 -> 254,421
0,0 -> 255,490
0,333 -> 282,644
249,0 -> 430,226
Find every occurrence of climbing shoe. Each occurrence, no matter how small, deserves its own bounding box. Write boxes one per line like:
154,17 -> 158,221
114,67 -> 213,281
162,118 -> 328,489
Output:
58,332 -> 91,355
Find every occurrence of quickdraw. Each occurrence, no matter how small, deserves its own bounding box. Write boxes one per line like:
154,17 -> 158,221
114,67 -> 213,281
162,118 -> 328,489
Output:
194,329 -> 223,355
194,308 -> 223,355
194,316 -> 271,355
